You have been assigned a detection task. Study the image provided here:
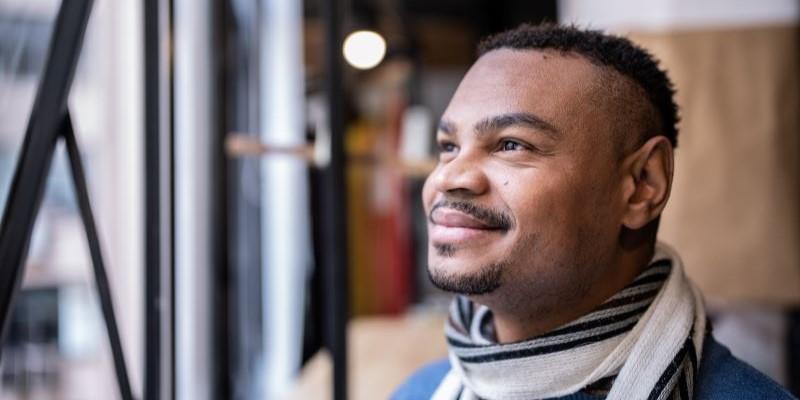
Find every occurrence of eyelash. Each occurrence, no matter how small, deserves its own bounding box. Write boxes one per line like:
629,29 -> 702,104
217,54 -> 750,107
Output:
435,139 -> 535,156
498,139 -> 527,152
437,141 -> 457,153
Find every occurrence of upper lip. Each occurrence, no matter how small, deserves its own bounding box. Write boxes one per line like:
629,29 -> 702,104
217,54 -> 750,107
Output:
430,208 -> 497,229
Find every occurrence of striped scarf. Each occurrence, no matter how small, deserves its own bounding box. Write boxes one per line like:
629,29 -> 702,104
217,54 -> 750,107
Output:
433,243 -> 706,400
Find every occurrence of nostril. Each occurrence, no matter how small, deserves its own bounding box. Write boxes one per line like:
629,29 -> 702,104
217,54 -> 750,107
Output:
434,167 -> 489,196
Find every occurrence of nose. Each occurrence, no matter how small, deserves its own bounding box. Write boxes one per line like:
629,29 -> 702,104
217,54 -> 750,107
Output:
430,151 -> 489,197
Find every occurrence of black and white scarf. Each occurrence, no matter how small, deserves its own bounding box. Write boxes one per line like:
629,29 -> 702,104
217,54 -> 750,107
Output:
433,243 -> 706,400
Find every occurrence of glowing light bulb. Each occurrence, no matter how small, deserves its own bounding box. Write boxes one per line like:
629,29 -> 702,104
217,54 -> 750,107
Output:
343,30 -> 386,70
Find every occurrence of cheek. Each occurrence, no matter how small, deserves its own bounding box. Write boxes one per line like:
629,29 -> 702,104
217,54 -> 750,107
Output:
499,169 -> 597,253
421,173 -> 436,213
500,171 -> 572,222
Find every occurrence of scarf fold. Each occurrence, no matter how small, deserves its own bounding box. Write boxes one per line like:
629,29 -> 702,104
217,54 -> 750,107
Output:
433,242 -> 706,400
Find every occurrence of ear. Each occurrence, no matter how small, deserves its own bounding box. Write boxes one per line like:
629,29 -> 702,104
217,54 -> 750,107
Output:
620,136 -> 674,230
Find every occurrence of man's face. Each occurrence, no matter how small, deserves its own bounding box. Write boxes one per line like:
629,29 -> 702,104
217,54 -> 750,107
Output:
423,49 -> 628,312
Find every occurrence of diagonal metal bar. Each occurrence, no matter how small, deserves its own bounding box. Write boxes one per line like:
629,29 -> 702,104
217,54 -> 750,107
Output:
62,113 -> 134,400
0,0 -> 94,349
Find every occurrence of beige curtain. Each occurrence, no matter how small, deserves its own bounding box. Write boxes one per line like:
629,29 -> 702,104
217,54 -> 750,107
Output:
631,26 -> 800,305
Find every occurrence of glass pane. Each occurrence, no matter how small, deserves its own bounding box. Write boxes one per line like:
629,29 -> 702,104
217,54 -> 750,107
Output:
0,0 -> 143,398
0,0 -> 61,213
0,1 -> 64,397
0,146 -> 117,399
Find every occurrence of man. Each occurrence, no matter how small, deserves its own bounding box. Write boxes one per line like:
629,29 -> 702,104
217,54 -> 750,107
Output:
393,24 -> 796,400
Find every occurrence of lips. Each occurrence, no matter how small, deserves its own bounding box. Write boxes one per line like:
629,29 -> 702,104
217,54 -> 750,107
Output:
430,208 -> 495,229
429,207 -> 504,244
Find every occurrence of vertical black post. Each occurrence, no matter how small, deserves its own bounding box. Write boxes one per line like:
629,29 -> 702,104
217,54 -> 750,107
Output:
143,0 -> 160,398
143,0 -> 174,398
0,0 -> 93,349
788,309 -> 800,396
211,1 -> 231,398
320,0 -> 349,399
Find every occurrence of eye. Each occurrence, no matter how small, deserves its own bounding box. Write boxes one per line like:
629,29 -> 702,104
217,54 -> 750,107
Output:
499,139 -> 526,152
437,140 -> 458,154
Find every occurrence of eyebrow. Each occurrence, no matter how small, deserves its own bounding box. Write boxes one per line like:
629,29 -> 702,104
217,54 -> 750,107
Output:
438,112 -> 559,139
438,119 -> 457,135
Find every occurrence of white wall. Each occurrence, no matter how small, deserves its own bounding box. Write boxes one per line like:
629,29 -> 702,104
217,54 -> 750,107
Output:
559,0 -> 799,31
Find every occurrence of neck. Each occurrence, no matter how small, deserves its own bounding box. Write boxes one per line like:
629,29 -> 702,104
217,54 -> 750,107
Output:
490,244 -> 655,343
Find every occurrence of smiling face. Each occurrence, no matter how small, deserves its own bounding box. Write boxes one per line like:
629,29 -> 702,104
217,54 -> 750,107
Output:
423,49 -> 633,315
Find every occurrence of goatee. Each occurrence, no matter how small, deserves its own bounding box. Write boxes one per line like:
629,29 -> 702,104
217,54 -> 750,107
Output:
427,260 -> 504,295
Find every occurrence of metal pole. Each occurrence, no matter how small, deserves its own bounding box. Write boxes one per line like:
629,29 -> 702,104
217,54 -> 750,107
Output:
173,0 -> 216,397
144,0 -> 175,397
258,0 -> 311,397
320,0 -> 349,398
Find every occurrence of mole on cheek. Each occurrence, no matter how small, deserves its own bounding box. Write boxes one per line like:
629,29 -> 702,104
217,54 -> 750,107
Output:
504,180 -> 509,186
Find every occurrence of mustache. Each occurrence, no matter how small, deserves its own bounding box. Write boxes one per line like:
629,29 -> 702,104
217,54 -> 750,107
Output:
429,200 -> 514,230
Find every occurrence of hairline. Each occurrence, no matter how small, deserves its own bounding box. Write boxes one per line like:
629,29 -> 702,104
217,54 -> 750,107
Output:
477,47 -> 661,158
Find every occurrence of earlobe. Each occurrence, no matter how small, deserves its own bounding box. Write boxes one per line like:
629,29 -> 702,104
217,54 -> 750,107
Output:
621,136 -> 673,230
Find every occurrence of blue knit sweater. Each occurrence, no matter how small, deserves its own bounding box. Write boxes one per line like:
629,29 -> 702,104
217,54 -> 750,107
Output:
392,335 -> 796,399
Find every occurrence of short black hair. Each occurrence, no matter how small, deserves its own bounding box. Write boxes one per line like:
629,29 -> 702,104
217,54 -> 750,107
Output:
478,23 -> 680,148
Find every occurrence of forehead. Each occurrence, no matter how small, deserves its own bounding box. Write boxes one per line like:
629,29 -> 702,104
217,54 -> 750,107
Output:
443,49 -> 606,138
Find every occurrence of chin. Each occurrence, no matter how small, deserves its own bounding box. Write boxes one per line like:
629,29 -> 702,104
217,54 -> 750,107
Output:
427,256 -> 505,296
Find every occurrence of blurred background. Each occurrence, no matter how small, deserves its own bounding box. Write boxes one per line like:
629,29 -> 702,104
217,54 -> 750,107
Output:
0,0 -> 798,399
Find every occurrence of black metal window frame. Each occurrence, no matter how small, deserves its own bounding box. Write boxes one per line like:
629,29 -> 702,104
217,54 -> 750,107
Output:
0,1 -> 135,399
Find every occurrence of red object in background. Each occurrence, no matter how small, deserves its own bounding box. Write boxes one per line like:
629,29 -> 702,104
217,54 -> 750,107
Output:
346,89 -> 415,316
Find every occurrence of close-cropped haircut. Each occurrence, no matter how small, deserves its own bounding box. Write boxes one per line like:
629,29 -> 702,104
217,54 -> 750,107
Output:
477,23 -> 680,149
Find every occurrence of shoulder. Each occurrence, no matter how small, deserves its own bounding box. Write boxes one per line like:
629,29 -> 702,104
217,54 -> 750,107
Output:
389,359 -> 595,400
696,335 -> 797,400
389,337 -> 798,400
391,359 -> 451,400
